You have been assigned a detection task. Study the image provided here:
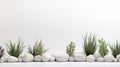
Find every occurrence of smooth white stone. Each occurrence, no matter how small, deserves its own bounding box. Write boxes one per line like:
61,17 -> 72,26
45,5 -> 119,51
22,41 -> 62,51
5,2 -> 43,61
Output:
49,56 -> 55,62
7,56 -> 18,62
34,55 -> 42,62
0,57 -> 4,63
116,54 -> 120,60
22,53 -> 34,62
94,52 -> 101,60
87,55 -> 95,62
18,58 -> 22,62
73,53 -> 86,62
41,53 -> 51,62
55,54 -> 69,62
114,58 -> 118,62
97,57 -> 104,62
69,56 -> 74,62
104,54 -> 114,62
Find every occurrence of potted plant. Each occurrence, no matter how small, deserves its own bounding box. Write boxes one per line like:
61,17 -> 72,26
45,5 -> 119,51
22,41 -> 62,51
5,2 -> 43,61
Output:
0,46 -> 4,62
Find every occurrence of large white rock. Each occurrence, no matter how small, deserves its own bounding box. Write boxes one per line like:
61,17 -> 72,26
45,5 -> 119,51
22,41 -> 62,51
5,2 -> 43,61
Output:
69,56 -> 74,62
49,56 -> 55,62
34,55 -> 42,62
55,54 -> 69,62
104,54 -> 114,62
73,53 -> 86,62
41,53 -> 51,62
116,54 -> 120,60
22,53 -> 34,62
87,55 -> 95,62
94,52 -> 101,60
0,57 -> 4,63
7,56 -> 18,62
97,57 -> 104,62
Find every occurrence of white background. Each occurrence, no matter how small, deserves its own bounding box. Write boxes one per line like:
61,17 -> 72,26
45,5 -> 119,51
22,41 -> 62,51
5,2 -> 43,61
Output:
0,0 -> 120,54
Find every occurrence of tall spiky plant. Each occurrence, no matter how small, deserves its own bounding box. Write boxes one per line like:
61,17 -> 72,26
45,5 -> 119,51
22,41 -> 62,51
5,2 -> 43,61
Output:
66,41 -> 76,56
82,33 -> 97,56
6,39 -> 24,57
28,40 -> 48,56
98,38 -> 108,57
0,46 -> 4,58
110,41 -> 120,58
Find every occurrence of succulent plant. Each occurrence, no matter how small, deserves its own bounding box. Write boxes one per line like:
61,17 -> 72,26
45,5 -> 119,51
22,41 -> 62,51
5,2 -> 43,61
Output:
28,40 -> 48,56
0,46 -> 4,58
82,33 -> 97,56
66,41 -> 76,56
110,41 -> 120,58
6,39 -> 24,57
98,38 -> 108,57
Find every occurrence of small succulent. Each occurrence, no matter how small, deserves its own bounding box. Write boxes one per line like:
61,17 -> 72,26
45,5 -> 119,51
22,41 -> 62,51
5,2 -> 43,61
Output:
66,41 -> 76,56
0,46 -> 4,58
82,33 -> 97,56
28,40 -> 48,56
98,38 -> 108,57
110,41 -> 120,58
6,39 -> 24,57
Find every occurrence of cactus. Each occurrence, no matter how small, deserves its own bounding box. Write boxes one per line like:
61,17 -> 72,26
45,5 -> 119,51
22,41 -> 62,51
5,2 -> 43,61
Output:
66,41 -> 76,56
98,38 -> 108,57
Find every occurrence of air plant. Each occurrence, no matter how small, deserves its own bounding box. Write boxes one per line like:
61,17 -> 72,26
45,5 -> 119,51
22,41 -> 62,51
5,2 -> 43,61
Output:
66,41 -> 76,56
82,33 -> 97,56
6,39 -> 24,57
28,40 -> 48,56
110,41 -> 120,58
0,46 -> 4,58
98,38 -> 108,57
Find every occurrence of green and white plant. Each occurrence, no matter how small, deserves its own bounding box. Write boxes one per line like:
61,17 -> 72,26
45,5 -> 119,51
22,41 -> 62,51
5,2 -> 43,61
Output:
66,41 -> 76,56
82,33 -> 97,56
28,40 -> 48,56
110,41 -> 120,58
0,46 -> 4,58
98,38 -> 108,57
6,39 -> 24,57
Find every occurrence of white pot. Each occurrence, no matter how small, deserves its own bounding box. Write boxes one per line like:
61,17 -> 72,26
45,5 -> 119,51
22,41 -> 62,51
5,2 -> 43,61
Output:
7,56 -> 18,62
34,55 -> 42,62
55,54 -> 69,62
22,53 -> 34,62
104,54 -> 114,62
87,55 -> 95,62
41,53 -> 51,62
73,53 -> 86,62
49,56 -> 55,62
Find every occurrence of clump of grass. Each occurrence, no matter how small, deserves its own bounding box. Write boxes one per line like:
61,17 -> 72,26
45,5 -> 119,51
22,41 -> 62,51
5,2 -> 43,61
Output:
28,40 -> 48,56
66,41 -> 76,56
98,38 -> 108,57
6,39 -> 24,57
110,41 -> 120,58
82,33 -> 97,56
0,46 -> 4,58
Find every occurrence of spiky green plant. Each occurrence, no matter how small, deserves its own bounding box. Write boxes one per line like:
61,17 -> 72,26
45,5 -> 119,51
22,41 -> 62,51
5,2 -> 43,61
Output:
0,46 -> 4,58
110,41 -> 120,58
98,38 -> 108,57
28,40 -> 48,56
6,39 -> 24,57
66,41 -> 76,56
82,33 -> 97,56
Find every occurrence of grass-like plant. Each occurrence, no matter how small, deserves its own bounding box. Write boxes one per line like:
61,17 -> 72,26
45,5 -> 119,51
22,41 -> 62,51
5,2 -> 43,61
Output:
28,40 -> 48,56
98,38 -> 108,57
82,33 -> 97,56
0,46 -> 4,58
110,41 -> 120,58
6,39 -> 24,57
66,41 -> 76,56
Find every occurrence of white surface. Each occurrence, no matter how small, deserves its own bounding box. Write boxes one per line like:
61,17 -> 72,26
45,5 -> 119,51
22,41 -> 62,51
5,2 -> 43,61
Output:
1,0 -> 120,53
0,62 -> 120,67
